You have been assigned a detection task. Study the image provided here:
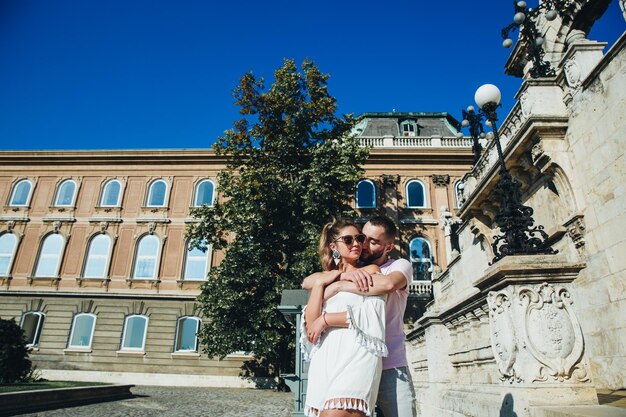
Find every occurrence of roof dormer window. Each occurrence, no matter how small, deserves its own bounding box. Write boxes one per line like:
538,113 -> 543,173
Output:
400,120 -> 419,137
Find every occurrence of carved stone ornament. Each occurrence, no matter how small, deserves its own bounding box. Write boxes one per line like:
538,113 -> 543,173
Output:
531,142 -> 545,164
53,221 -> 62,233
518,283 -> 589,383
564,59 -> 582,89
487,290 -> 520,382
432,174 -> 450,187
148,222 -> 157,234
100,221 -> 109,234
565,216 -> 585,250
381,174 -> 399,187
519,91 -> 531,118
6,220 -> 16,232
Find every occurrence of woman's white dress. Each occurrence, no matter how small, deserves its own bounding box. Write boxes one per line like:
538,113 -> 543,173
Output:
301,292 -> 387,417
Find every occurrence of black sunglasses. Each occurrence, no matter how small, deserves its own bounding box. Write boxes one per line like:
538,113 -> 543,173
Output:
334,234 -> 366,245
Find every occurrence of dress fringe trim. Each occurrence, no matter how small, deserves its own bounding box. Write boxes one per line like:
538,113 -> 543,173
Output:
299,305 -> 320,362
346,305 -> 388,357
304,398 -> 372,417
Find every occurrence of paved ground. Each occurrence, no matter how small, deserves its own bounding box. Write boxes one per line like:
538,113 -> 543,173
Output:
19,386 -> 294,417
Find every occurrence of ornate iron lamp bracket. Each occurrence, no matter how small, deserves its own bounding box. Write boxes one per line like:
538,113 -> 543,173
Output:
478,103 -> 557,262
501,0 -> 574,78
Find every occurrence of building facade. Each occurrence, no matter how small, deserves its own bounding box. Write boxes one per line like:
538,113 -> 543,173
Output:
0,115 -> 473,386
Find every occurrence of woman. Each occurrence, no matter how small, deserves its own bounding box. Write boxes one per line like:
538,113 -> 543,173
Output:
301,219 -> 387,417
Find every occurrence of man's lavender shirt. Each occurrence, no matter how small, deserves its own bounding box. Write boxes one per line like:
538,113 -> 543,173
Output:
379,258 -> 413,370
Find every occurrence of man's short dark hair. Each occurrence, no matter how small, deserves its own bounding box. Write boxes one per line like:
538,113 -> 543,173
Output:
367,215 -> 397,240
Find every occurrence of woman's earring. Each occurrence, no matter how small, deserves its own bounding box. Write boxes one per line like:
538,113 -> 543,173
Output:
332,249 -> 341,265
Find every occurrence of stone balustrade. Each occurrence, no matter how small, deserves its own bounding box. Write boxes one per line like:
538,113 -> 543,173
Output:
409,280 -> 433,296
358,136 -> 472,148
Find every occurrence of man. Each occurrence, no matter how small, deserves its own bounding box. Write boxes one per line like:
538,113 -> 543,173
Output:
302,215 -> 417,417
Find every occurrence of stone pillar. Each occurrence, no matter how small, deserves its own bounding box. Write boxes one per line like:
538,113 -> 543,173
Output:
559,31 -> 608,102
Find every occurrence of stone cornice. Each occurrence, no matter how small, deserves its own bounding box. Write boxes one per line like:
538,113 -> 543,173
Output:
0,149 -> 229,166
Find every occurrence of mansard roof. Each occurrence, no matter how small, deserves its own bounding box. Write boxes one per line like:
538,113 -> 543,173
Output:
354,112 -> 462,137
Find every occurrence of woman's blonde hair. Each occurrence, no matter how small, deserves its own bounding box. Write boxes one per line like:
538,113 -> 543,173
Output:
319,218 -> 358,271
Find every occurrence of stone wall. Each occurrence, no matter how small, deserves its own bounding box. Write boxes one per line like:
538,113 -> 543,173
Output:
562,33 -> 626,389
405,7 -> 626,416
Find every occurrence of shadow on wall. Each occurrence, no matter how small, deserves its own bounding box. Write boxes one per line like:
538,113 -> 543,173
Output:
499,393 -> 519,417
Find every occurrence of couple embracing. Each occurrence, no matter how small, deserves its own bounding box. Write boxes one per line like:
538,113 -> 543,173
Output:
301,215 -> 417,417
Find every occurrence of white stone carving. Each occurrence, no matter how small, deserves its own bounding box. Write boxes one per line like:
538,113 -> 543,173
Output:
518,283 -> 589,383
564,58 -> 582,89
519,91 -> 531,118
487,289 -> 519,382
487,282 -> 590,385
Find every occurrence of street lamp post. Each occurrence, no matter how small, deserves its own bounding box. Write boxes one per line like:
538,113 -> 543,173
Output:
501,0 -> 574,78
474,84 -> 556,262
458,106 -> 486,165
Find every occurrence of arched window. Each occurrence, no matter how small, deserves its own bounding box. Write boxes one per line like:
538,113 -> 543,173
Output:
409,237 -> 433,281
0,233 -> 18,276
83,234 -> 112,278
100,180 -> 122,207
120,315 -> 148,351
406,179 -> 427,208
20,312 -> 45,347
9,179 -> 33,206
174,316 -> 201,352
54,179 -> 77,207
34,234 -> 65,277
133,235 -> 160,279
455,180 -> 464,208
194,179 -> 215,207
146,179 -> 167,207
183,242 -> 210,280
67,313 -> 97,349
356,179 -> 376,208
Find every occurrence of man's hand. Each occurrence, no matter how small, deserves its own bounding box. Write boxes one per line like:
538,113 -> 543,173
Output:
339,269 -> 373,292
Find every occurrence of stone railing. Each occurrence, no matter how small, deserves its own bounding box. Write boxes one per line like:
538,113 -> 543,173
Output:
359,136 -> 472,148
409,280 -> 433,296
460,100 -> 526,201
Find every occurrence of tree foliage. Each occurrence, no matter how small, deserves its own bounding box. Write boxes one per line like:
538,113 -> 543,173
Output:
187,59 -> 369,374
0,318 -> 33,383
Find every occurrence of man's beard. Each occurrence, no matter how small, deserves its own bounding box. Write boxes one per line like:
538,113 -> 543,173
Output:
360,248 -> 385,264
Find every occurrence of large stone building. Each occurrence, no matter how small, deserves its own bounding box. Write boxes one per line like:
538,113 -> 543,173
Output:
0,114 -> 473,386
406,1 -> 626,416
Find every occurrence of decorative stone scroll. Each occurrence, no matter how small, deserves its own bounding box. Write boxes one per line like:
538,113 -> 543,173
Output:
564,58 -> 582,89
487,289 -> 520,382
564,215 -> 585,251
380,174 -> 399,187
486,281 -> 589,384
519,283 -> 588,383
432,174 -> 450,187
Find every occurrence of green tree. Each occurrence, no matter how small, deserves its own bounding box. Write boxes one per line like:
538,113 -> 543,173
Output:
187,59 -> 369,377
0,318 -> 33,383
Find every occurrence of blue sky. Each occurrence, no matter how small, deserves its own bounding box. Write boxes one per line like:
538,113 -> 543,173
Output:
0,0 -> 623,150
